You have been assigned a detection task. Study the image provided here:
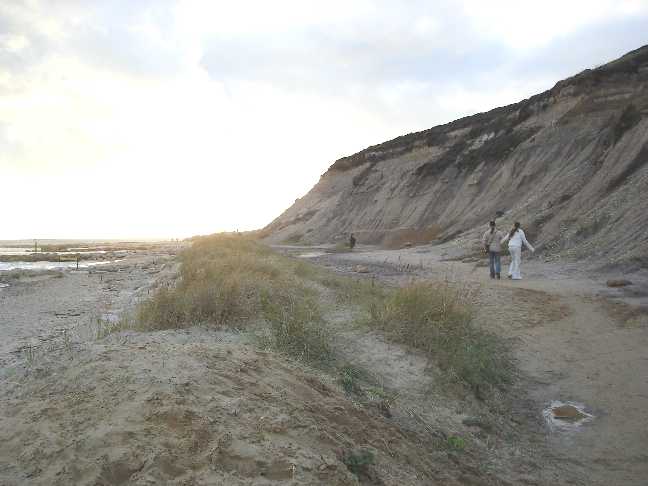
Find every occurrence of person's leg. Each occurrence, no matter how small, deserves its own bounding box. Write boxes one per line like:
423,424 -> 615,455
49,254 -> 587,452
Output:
508,249 -> 514,278
495,253 -> 501,279
511,247 -> 522,279
488,252 -> 495,278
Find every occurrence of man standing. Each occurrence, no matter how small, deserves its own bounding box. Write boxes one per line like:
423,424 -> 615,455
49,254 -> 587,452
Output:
349,233 -> 356,250
482,221 -> 503,279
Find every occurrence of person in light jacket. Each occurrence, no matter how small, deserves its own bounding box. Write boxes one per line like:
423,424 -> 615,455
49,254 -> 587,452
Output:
501,222 -> 534,280
482,221 -> 504,279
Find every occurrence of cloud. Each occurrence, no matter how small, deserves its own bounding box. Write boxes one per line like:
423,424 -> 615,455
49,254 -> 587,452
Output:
0,0 -> 647,238
198,0 -> 648,129
0,0 -> 184,81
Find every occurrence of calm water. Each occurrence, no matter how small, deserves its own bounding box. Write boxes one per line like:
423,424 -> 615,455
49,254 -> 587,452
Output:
0,247 -> 119,272
0,247 -> 108,256
0,260 -> 115,272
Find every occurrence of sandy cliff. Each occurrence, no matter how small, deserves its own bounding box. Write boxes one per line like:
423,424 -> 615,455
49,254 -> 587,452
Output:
264,46 -> 648,268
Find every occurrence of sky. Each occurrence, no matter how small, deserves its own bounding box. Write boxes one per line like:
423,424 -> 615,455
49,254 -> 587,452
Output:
1,1 -> 647,239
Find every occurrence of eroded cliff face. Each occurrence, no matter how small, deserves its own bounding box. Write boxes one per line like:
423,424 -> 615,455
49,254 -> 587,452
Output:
264,46 -> 648,267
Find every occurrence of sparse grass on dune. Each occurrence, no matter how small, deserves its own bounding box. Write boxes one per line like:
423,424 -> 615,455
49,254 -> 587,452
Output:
132,233 -> 511,388
134,234 -> 332,363
259,288 -> 332,363
358,281 -> 512,392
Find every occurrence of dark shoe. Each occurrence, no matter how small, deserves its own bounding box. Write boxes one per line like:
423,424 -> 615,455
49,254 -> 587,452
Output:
507,275 -> 512,279
496,273 -> 501,279
490,274 -> 495,279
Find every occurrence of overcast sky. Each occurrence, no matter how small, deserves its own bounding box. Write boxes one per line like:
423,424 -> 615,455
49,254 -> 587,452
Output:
1,0 -> 647,239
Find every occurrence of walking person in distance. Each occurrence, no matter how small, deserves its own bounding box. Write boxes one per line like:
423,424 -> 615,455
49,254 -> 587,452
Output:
501,222 -> 535,280
349,233 -> 356,250
482,220 -> 504,279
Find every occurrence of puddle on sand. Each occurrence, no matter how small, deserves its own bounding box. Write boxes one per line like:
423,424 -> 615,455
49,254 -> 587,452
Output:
297,251 -> 328,258
0,260 -> 116,272
543,400 -> 594,431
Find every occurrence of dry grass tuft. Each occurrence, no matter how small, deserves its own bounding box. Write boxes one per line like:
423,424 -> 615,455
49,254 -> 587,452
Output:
361,281 -> 512,392
129,234 -> 511,383
133,234 -> 332,363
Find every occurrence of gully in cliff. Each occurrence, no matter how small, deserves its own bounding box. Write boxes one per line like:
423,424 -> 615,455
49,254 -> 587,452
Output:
482,221 -> 504,279
500,222 -> 535,280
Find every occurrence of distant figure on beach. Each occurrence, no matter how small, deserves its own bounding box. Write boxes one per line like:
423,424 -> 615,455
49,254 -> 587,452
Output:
482,221 -> 504,279
349,233 -> 356,250
500,222 -> 534,280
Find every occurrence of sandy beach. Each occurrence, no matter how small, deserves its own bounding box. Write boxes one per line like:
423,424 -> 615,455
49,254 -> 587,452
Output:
0,246 -> 179,370
1,240 -> 647,485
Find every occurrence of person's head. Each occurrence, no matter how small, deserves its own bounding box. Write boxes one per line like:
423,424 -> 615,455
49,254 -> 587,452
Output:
509,221 -> 521,238
489,220 -> 496,233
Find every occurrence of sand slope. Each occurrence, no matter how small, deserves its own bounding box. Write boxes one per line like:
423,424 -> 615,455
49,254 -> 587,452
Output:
0,328 -> 469,485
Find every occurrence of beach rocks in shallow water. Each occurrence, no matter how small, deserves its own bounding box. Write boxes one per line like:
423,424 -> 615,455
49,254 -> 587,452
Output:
606,279 -> 633,287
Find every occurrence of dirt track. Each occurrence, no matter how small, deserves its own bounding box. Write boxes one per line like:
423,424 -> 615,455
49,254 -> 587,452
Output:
298,244 -> 648,486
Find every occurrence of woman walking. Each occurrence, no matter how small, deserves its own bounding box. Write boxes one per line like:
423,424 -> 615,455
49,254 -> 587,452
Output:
501,222 -> 534,280
482,221 -> 504,279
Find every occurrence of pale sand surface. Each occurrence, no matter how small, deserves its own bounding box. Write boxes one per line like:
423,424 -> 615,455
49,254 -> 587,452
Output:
291,243 -> 648,486
2,242 -> 647,485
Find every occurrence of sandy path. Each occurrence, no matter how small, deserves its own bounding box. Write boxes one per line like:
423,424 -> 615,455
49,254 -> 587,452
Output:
296,245 -> 648,485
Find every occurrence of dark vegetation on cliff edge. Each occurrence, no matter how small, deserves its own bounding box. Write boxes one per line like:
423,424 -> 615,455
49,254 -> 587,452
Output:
328,45 -> 648,175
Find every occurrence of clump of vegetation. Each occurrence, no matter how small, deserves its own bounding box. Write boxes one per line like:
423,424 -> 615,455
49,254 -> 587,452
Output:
446,435 -> 466,451
130,234 -> 511,384
134,234 -> 331,364
360,282 -> 512,392
315,272 -> 382,305
260,288 -> 332,364
338,363 -> 370,395
342,447 -> 376,476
